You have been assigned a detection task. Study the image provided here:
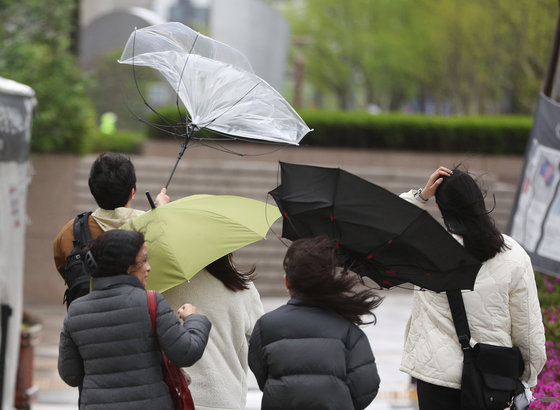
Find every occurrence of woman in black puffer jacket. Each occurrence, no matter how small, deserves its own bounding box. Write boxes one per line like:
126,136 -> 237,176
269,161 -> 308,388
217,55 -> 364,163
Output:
248,236 -> 382,410
58,230 -> 211,409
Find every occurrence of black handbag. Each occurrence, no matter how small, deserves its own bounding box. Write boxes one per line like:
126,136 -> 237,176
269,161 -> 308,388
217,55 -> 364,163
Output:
447,290 -> 525,410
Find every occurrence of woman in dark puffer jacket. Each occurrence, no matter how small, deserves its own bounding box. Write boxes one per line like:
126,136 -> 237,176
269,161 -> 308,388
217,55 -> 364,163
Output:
58,230 -> 211,409
248,236 -> 383,410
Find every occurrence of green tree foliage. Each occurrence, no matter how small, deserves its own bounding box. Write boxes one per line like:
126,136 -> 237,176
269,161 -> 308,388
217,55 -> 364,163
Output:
286,0 -> 355,109
0,0 -> 98,152
281,0 -> 557,114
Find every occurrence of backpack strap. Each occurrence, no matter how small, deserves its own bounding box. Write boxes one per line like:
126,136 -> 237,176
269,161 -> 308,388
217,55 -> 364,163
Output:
63,211 -> 94,308
146,290 -> 158,345
446,290 -> 472,351
72,211 -> 93,248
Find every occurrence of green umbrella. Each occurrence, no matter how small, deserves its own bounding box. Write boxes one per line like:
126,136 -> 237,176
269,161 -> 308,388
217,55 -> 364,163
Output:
122,194 -> 281,293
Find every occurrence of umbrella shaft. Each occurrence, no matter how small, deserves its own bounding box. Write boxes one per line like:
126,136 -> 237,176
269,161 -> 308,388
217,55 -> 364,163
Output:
165,141 -> 188,189
165,158 -> 180,189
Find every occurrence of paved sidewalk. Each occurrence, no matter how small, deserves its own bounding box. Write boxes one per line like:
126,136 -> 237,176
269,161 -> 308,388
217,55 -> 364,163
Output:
28,290 -> 417,410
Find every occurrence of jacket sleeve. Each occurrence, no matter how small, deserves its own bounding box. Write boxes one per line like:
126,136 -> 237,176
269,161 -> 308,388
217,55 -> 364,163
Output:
509,252 -> 547,387
248,319 -> 268,391
347,330 -> 380,410
399,190 -> 429,209
57,317 -> 84,387
155,292 -> 211,367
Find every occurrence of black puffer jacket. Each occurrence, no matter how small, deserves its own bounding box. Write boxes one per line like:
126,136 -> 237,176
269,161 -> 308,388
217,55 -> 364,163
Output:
248,298 -> 380,410
58,275 -> 211,410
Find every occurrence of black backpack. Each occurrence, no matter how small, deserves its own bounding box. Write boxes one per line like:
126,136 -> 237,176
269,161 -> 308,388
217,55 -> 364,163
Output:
63,211 -> 93,309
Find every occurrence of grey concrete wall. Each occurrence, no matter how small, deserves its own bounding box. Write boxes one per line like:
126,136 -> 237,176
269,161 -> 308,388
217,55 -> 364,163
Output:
79,8 -> 165,67
25,155 -> 77,306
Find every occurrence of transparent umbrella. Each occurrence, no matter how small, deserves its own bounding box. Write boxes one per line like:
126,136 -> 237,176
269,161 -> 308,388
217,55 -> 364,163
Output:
119,22 -> 311,187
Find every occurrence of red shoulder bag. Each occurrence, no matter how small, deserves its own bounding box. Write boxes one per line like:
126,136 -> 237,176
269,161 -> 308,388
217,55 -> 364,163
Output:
147,290 -> 195,410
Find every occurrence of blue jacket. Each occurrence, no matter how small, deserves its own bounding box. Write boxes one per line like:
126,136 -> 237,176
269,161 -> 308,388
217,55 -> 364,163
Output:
58,275 -> 211,410
249,298 -> 380,410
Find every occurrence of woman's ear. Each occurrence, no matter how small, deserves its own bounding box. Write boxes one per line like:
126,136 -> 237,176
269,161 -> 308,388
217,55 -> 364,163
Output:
284,273 -> 290,290
126,187 -> 136,207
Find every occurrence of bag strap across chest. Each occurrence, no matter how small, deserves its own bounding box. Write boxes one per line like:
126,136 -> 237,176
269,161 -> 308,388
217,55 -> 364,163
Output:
446,290 -> 471,351
146,290 -> 158,344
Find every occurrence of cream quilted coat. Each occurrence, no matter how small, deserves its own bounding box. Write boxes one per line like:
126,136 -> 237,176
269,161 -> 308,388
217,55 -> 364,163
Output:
399,190 -> 546,389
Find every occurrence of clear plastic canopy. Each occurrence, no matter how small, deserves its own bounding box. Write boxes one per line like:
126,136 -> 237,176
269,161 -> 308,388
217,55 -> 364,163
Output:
119,22 -> 310,145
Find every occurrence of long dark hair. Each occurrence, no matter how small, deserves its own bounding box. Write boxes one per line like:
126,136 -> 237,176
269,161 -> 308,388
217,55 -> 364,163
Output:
85,230 -> 145,277
284,236 -> 383,325
206,253 -> 256,292
125,219 -> 255,291
435,167 -> 506,262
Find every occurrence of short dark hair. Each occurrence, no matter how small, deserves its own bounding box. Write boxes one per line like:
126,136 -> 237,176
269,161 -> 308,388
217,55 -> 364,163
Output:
284,236 -> 383,325
435,167 -> 506,261
88,153 -> 136,209
86,230 -> 144,277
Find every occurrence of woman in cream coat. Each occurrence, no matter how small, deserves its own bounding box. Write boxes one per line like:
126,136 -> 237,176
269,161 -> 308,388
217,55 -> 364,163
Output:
399,166 -> 546,409
163,254 -> 263,410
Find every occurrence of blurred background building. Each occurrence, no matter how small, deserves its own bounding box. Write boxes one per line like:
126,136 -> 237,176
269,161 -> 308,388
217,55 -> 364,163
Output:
79,0 -> 288,89
77,0 -> 289,130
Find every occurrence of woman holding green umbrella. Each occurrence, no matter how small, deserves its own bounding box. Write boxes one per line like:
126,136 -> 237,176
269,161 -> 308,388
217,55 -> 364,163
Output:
162,254 -> 264,410
122,194 -> 279,409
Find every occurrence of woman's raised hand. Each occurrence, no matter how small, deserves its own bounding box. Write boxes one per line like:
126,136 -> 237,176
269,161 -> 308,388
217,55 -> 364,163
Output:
177,303 -> 198,319
421,166 -> 453,200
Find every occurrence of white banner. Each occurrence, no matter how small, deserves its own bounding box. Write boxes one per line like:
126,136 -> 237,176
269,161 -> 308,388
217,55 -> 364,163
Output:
509,93 -> 560,277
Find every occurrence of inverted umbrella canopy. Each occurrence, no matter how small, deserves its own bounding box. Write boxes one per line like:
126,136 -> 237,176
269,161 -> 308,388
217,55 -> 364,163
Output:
118,22 -> 311,145
269,162 -> 482,292
121,194 -> 281,293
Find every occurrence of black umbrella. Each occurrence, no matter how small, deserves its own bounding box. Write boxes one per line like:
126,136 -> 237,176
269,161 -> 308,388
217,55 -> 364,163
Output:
269,162 -> 482,292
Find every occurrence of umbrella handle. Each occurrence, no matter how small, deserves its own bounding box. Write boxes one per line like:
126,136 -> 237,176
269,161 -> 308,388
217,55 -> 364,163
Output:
146,191 -> 156,209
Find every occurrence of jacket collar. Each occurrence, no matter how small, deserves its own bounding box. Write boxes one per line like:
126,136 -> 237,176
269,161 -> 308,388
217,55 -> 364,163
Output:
92,274 -> 145,291
91,207 -> 145,231
287,297 -> 321,308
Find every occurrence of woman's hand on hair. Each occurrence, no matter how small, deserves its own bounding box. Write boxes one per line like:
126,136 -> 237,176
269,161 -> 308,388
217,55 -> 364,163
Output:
421,166 -> 453,200
177,303 -> 198,319
155,188 -> 170,207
